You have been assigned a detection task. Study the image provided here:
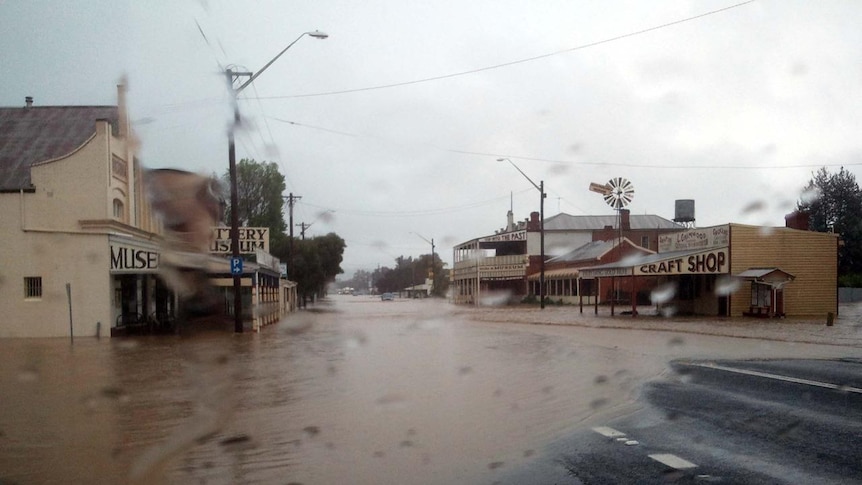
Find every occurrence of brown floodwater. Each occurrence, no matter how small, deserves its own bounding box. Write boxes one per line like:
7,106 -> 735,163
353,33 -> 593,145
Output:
1,297 -> 853,484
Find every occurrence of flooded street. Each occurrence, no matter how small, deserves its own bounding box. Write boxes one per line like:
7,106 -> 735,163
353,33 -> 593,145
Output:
1,297 -> 856,485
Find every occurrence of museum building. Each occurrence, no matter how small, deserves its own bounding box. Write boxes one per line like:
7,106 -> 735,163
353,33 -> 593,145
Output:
0,88 -> 294,338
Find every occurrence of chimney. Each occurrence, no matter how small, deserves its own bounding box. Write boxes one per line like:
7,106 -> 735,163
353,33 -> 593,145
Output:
117,82 -> 129,137
25,96 -> 33,108
785,210 -> 810,231
527,211 -> 541,231
620,208 -> 631,231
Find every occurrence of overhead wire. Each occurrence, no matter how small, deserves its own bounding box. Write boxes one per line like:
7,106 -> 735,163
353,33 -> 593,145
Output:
268,117 -> 858,171
251,1 -> 757,100
297,189 -> 533,217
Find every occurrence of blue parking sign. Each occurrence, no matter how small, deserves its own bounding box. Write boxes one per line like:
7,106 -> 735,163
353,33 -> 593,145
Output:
230,257 -> 243,275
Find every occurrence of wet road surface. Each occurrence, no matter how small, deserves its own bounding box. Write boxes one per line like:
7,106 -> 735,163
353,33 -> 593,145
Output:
0,296 -> 856,484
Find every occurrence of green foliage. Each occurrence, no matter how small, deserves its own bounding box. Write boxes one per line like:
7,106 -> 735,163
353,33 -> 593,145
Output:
271,233 -> 345,299
372,253 -> 449,297
797,166 -> 862,275
838,273 -> 862,288
222,159 -> 286,234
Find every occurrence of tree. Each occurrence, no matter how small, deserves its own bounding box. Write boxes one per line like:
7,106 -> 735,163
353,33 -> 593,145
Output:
797,166 -> 862,275
271,232 -> 345,304
371,252 -> 449,297
222,159 -> 286,241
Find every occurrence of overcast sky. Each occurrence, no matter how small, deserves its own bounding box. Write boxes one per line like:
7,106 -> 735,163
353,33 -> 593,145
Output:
3,0 -> 861,276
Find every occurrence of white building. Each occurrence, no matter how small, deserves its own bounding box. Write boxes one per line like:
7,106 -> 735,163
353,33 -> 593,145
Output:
0,87 -> 295,338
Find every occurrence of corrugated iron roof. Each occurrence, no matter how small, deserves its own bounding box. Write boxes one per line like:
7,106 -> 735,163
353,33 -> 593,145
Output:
547,239 -> 616,263
0,105 -> 118,190
543,213 -> 681,231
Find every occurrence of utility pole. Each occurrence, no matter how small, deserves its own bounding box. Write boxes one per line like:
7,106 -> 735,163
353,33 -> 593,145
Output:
296,222 -> 311,240
284,193 -> 301,279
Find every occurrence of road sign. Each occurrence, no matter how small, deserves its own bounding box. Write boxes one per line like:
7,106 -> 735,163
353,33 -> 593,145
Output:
230,257 -> 243,275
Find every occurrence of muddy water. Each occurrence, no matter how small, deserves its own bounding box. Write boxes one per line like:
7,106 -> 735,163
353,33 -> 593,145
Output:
0,297 -> 853,484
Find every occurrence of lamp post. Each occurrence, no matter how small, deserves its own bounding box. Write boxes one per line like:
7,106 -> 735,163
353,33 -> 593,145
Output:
497,158 -> 546,309
411,232 -> 435,295
225,30 -> 328,333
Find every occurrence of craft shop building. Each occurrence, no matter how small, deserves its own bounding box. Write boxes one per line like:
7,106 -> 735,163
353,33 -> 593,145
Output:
576,219 -> 839,318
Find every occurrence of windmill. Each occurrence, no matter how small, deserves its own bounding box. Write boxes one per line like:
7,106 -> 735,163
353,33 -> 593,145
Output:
589,177 -> 635,302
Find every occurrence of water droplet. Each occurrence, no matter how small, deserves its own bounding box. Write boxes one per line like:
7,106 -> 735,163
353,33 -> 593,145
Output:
399,440 -> 414,448
651,283 -> 676,305
17,370 -> 38,383
303,426 -> 320,438
345,330 -> 368,348
220,434 -> 251,446
715,276 -> 741,296
590,398 -> 608,409
480,291 -> 514,307
594,375 -> 608,385
668,336 -> 685,347
660,305 -> 678,317
624,440 -> 639,446
458,366 -> 473,375
488,461 -> 505,470
741,199 -> 767,214
799,187 -> 820,204
523,449 -> 535,457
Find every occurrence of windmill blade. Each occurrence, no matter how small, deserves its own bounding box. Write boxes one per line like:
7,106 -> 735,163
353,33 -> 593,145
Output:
603,177 -> 635,209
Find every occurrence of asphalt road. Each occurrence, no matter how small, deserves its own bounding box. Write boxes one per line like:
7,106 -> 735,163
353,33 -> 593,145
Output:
503,358 -> 862,484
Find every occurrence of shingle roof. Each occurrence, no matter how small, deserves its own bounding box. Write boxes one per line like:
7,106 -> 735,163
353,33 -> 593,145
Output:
0,105 -> 118,190
543,213 -> 681,231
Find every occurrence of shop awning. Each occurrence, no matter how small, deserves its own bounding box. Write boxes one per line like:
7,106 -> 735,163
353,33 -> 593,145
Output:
736,268 -> 795,285
527,267 -> 580,281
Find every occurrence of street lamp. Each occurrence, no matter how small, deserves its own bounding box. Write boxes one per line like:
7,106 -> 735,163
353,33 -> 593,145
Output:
226,30 -> 328,333
497,158 -> 546,309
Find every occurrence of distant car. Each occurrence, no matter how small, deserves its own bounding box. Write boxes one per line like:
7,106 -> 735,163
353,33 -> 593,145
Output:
381,292 -> 395,301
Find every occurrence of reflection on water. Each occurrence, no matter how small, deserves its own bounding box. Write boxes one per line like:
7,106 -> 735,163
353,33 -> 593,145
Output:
1,298 -> 652,484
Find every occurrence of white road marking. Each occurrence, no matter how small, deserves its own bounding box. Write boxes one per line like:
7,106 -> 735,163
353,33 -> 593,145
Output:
592,426 -> 626,438
649,453 -> 698,469
689,362 -> 862,394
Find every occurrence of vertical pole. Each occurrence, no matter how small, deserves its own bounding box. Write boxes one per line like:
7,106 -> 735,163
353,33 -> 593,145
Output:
539,180 -> 545,309
228,69 -> 243,333
66,283 -> 73,343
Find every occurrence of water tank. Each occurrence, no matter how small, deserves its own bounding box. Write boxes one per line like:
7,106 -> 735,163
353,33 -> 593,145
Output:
674,199 -> 695,223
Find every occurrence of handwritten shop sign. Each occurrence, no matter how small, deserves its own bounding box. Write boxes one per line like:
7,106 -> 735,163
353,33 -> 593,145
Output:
480,230 -> 527,243
658,225 -> 729,252
210,227 -> 270,254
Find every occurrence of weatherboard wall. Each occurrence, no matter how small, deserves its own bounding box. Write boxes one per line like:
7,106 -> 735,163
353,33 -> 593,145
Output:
728,224 -> 838,318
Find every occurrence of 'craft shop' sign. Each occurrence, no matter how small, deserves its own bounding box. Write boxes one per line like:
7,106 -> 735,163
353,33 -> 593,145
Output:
210,227 -> 270,254
636,248 -> 728,276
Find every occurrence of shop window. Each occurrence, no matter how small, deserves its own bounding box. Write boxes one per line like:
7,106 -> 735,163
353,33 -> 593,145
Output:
24,277 -> 42,299
750,283 -> 770,307
113,199 -> 125,221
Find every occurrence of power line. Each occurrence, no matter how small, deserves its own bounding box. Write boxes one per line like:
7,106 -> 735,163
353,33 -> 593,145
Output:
269,117 -> 861,171
251,1 -> 756,100
298,190 -> 532,217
